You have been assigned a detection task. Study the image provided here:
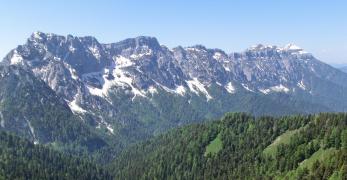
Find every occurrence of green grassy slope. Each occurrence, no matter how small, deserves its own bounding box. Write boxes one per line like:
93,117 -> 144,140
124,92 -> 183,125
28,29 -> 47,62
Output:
204,133 -> 223,156
263,129 -> 300,156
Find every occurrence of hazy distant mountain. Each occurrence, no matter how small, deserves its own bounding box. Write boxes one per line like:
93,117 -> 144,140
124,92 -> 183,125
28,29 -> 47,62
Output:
1,31 -> 347,150
330,63 -> 347,68
340,66 -> 347,73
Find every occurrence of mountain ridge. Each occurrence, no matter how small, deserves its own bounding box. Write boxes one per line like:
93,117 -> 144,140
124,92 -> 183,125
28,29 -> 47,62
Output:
1,31 -> 347,153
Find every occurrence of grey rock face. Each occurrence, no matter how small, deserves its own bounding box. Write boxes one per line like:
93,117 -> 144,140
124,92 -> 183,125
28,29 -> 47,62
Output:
0,65 -> 107,150
2,32 -> 347,139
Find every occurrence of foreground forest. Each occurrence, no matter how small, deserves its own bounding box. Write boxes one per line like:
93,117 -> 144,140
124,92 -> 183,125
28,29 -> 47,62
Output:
0,131 -> 112,180
1,113 -> 347,179
112,113 -> 347,179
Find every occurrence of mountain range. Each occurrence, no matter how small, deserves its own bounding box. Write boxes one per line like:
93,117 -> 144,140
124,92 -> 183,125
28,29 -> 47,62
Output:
1,32 -> 347,156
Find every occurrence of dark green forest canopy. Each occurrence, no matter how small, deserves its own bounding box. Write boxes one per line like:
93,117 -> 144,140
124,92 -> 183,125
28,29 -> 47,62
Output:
0,131 -> 112,180
111,112 -> 347,179
1,112 -> 347,179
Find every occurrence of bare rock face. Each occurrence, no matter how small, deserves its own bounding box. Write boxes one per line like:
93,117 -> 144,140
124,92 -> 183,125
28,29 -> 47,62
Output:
2,32 -> 347,141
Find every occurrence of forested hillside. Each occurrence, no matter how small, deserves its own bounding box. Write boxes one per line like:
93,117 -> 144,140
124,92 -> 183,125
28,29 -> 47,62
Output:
0,65 -> 108,154
0,131 -> 112,180
1,112 -> 346,179
112,113 -> 347,179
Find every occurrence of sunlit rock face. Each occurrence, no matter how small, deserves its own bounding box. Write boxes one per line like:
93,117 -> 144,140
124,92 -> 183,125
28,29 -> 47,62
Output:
2,32 -> 347,140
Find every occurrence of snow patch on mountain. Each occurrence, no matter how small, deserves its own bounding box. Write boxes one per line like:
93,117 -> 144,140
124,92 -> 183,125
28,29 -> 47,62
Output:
225,82 -> 236,94
175,85 -> 186,96
213,52 -> 222,60
242,84 -> 254,92
106,125 -> 114,134
112,56 -> 147,100
32,31 -> 43,40
186,78 -> 212,100
297,80 -> 306,90
68,94 -> 87,114
130,50 -> 152,59
64,63 -> 79,80
10,51 -> 23,65
270,84 -> 290,93
155,82 -> 186,96
96,116 -> 114,134
280,44 -> 309,55
260,85 -> 290,94
250,44 -> 276,50
259,89 -> 271,94
25,117 -> 38,144
87,84 -> 105,97
69,45 -> 76,52
89,46 -> 101,59
113,68 -> 146,101
259,84 -> 290,94
223,65 -> 231,72
130,46 -> 153,59
115,55 -> 134,67
283,44 -> 302,51
147,86 -> 158,94
186,47 -> 206,53
86,56 -> 145,100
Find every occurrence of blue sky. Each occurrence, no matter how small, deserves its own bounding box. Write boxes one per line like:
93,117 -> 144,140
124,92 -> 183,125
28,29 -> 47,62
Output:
0,0 -> 346,64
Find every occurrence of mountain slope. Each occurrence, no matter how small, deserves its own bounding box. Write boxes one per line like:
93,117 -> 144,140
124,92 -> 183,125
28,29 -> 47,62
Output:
0,65 -> 107,153
0,130 -> 112,179
111,113 -> 347,179
1,32 -> 347,154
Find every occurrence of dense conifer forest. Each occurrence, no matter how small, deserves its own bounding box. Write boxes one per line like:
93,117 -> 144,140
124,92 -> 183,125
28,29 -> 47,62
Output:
112,113 -> 347,179
0,131 -> 112,180
1,113 -> 346,179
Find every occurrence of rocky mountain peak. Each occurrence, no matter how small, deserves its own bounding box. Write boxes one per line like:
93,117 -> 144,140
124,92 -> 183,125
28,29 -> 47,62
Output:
29,31 -> 66,43
2,32 -> 347,149
134,36 -> 160,47
247,43 -> 308,54
30,31 -> 49,40
3,32 -> 346,108
108,36 -> 160,50
236,43 -> 313,61
282,43 -> 303,51
249,44 -> 277,51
